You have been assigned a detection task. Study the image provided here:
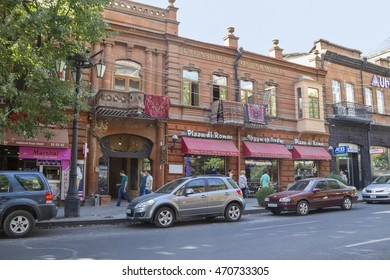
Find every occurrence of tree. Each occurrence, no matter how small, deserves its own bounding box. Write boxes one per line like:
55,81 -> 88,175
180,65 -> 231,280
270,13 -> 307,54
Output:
0,0 -> 110,139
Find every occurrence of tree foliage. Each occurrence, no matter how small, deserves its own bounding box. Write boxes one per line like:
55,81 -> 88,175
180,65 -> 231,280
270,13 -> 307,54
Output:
0,0 -> 110,139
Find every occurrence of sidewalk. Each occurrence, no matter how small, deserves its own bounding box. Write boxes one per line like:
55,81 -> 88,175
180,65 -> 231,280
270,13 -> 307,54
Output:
36,198 -> 264,228
36,191 -> 362,229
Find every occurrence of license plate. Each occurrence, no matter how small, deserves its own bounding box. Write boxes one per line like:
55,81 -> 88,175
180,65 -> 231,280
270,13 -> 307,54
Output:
370,195 -> 376,199
268,203 -> 277,207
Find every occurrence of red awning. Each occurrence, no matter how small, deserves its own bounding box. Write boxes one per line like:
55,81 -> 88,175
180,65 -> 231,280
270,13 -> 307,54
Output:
181,137 -> 239,156
3,129 -> 69,148
292,146 -> 331,160
243,142 -> 292,158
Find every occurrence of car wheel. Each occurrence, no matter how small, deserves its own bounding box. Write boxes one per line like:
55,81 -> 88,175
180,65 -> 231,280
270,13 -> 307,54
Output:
271,209 -> 282,215
296,200 -> 309,216
341,196 -> 353,210
154,207 -> 175,228
225,203 -> 242,222
3,210 -> 35,238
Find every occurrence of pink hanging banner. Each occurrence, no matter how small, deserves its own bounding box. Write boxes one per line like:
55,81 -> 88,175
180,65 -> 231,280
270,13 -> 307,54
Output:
19,147 -> 71,160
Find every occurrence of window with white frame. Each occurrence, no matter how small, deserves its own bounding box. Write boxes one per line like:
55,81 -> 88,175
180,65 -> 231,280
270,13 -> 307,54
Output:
345,83 -> 355,103
345,83 -> 355,116
364,88 -> 373,111
114,60 -> 142,91
212,75 -> 227,102
377,90 -> 385,114
240,80 -> 254,104
308,87 -> 320,119
183,69 -> 199,106
332,80 -> 341,104
265,84 -> 277,117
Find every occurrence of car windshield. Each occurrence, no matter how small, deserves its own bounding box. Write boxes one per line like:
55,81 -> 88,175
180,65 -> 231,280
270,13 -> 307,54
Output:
287,180 -> 312,191
155,178 -> 187,194
374,175 -> 390,184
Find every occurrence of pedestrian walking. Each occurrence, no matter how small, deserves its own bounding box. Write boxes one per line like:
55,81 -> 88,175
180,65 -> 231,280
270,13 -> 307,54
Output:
145,170 -> 153,194
340,170 -> 348,184
116,170 -> 131,206
139,170 -> 147,196
260,169 -> 271,188
239,170 -> 249,199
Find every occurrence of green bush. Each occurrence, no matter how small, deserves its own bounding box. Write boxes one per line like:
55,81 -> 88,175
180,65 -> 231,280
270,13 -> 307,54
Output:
325,173 -> 347,184
255,187 -> 276,207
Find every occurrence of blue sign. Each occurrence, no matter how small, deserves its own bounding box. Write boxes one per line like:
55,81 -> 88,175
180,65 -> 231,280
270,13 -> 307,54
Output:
333,146 -> 349,157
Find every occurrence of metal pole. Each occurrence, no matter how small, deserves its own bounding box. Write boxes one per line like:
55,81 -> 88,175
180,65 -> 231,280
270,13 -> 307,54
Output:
64,63 -> 81,217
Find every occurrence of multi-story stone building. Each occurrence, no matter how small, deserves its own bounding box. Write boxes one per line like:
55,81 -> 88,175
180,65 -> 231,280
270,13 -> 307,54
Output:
81,0 -> 331,199
286,39 -> 390,189
0,0 -> 334,201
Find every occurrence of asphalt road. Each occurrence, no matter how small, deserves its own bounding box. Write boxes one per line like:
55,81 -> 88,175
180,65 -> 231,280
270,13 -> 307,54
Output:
1,202 -> 390,260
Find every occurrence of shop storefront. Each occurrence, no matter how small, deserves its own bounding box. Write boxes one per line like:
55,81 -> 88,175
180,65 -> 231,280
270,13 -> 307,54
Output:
181,134 -> 239,176
243,141 -> 292,189
292,145 -> 332,180
0,129 -> 71,200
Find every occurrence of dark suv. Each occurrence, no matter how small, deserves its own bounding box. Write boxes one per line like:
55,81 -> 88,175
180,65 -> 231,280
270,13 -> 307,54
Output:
126,175 -> 245,227
0,171 -> 58,238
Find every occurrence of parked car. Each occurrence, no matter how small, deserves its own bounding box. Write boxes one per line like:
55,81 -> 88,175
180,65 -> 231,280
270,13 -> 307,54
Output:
264,177 -> 358,215
126,175 -> 245,227
0,171 -> 58,238
362,174 -> 390,203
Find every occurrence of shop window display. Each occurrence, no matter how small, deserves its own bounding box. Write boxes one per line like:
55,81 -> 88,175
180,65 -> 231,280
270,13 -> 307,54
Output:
244,159 -> 278,189
184,156 -> 225,176
294,160 -> 317,180
371,146 -> 390,178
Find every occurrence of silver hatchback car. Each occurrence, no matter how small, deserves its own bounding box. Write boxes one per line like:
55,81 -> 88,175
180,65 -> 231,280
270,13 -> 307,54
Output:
126,175 -> 245,227
362,174 -> 390,203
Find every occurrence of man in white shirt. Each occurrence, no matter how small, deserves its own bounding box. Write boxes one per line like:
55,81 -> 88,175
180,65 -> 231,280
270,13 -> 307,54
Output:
145,170 -> 153,194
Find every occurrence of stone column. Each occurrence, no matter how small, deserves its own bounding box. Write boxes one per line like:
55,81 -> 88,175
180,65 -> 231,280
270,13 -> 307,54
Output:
156,51 -> 164,95
145,49 -> 153,94
103,42 -> 114,89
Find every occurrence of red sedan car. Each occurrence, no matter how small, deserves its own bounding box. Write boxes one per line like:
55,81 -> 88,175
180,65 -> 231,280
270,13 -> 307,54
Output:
264,177 -> 358,215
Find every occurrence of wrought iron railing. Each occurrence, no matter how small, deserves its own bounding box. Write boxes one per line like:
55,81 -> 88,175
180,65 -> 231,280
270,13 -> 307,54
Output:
332,101 -> 372,120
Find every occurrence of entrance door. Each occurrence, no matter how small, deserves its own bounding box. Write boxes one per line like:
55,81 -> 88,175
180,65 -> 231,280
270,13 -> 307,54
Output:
109,157 -> 141,198
100,134 -> 153,197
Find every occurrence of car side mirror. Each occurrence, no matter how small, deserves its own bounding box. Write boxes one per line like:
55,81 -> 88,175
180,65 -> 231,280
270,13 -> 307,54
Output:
313,188 -> 320,193
185,188 -> 195,196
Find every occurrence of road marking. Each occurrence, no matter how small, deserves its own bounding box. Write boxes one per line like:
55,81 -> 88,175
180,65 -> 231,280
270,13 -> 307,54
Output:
345,237 -> 390,248
373,211 -> 390,214
244,221 -> 318,231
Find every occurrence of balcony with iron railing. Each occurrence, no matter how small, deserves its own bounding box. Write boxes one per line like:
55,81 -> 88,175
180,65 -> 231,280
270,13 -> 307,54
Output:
330,101 -> 372,123
210,100 -> 268,127
94,89 -> 170,119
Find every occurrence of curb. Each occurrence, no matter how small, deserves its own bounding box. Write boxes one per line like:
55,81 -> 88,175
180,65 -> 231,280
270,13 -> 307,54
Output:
35,208 -> 266,229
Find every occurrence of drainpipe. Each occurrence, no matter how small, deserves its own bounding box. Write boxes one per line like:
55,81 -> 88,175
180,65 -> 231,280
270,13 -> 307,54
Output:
234,47 -> 244,102
360,57 -> 368,105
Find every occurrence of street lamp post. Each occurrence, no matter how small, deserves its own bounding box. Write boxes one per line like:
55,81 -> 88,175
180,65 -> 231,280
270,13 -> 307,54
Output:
62,51 -> 106,217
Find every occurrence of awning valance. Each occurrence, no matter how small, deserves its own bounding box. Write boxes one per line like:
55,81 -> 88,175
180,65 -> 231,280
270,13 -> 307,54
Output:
243,142 -> 292,158
292,146 -> 331,161
182,137 -> 239,156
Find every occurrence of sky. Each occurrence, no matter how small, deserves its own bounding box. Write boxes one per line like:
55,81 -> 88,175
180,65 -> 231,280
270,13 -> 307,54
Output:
134,0 -> 389,56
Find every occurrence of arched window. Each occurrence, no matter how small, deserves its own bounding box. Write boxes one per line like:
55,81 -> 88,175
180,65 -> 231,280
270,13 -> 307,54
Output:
114,60 -> 142,91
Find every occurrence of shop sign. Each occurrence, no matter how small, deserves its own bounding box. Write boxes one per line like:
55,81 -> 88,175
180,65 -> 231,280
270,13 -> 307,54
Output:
370,148 -> 385,154
185,130 -> 233,140
19,147 -> 71,160
371,75 -> 390,89
293,139 -> 324,146
333,146 -> 349,157
246,135 -> 284,144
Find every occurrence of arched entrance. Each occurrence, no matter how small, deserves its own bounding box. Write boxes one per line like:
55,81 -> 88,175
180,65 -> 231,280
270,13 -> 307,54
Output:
98,134 -> 152,198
